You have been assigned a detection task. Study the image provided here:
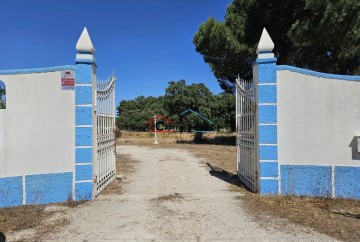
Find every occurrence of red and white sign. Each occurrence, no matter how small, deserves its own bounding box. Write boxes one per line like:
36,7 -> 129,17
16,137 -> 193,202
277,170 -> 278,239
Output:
61,70 -> 75,90
145,114 -> 175,132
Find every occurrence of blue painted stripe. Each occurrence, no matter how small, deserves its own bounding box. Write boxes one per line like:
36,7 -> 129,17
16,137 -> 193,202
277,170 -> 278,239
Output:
0,65 -> 75,75
75,182 -> 92,200
75,106 -> 93,126
335,166 -> 360,199
260,179 -> 278,195
258,51 -> 272,54
75,127 -> 92,146
259,125 -> 277,144
259,105 -> 277,124
0,176 -> 23,208
256,58 -> 277,64
260,162 -> 278,177
257,61 -> 277,83
75,164 -> 92,181
259,145 -> 278,160
258,85 -> 277,103
75,64 -> 93,84
25,172 -> 73,205
281,165 -> 332,197
76,148 -> 92,163
75,58 -> 94,64
277,65 -> 360,81
75,86 -> 92,105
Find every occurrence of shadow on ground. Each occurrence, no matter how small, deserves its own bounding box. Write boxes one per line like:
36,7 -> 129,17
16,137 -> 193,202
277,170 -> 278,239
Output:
206,163 -> 252,192
176,135 -> 236,146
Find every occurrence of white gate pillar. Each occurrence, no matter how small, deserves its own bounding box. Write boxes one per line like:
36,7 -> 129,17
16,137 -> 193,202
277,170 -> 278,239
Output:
74,27 -> 97,200
253,28 -> 279,195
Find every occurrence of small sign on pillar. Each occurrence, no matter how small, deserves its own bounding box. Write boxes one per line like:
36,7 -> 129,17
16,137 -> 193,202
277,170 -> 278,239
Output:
61,70 -> 75,90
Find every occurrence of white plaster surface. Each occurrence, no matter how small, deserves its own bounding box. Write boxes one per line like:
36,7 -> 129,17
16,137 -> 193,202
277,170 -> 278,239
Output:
278,70 -> 360,167
0,71 -> 75,177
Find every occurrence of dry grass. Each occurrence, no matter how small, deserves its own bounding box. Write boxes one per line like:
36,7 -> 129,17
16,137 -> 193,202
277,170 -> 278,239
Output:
242,195 -> 360,242
101,153 -> 139,195
30,217 -> 70,241
119,131 -> 360,242
0,201 -> 84,240
151,193 -> 184,202
117,131 -> 235,146
0,204 -> 48,233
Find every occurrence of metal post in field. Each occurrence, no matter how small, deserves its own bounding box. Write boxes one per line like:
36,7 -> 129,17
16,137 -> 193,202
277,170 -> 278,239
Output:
154,115 -> 158,144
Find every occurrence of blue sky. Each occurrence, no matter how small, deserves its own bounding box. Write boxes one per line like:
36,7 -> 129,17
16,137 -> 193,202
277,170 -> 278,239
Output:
0,0 -> 232,105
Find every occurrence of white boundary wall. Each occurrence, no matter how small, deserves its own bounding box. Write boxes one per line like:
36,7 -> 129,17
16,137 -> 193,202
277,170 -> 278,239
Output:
246,28 -> 360,198
278,70 -> 360,167
0,27 -> 103,207
0,71 -> 75,177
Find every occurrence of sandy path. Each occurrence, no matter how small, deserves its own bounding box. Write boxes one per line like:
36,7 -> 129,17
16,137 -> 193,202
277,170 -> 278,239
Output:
47,145 -> 336,241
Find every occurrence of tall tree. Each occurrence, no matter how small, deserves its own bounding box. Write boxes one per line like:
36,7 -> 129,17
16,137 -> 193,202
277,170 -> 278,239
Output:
116,81 -> 237,133
212,92 -> 236,131
163,80 -> 214,132
116,96 -> 165,131
288,0 -> 360,74
193,0 -> 360,92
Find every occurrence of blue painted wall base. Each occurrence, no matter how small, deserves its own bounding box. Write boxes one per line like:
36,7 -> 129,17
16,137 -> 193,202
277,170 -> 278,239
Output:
260,179 -> 278,195
281,165 -> 332,197
335,166 -> 360,199
0,176 -> 23,208
26,172 -> 73,205
75,182 -> 92,200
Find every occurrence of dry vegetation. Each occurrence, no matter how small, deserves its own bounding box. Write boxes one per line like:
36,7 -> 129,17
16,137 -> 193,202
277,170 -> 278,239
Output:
0,201 -> 84,241
101,153 -> 139,195
119,131 -> 360,242
151,193 -> 184,202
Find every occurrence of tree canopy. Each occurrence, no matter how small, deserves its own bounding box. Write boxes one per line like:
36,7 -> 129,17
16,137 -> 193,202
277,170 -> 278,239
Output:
116,80 -> 235,132
163,80 -> 215,132
193,0 -> 360,93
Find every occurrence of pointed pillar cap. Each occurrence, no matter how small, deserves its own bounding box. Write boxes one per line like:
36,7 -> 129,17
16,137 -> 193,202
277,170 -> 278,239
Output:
76,27 -> 95,54
256,28 -> 274,54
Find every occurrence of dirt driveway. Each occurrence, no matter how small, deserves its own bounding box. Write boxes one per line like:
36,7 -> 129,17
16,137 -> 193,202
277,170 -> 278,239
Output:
36,145 -> 336,241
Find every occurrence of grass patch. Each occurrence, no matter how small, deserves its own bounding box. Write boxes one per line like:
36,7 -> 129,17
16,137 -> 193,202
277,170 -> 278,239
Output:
118,131 -> 236,146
